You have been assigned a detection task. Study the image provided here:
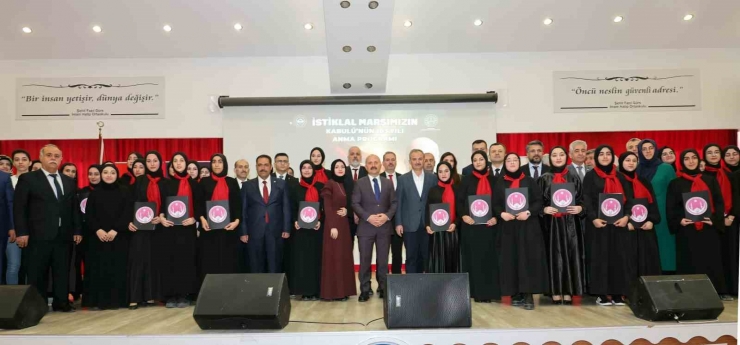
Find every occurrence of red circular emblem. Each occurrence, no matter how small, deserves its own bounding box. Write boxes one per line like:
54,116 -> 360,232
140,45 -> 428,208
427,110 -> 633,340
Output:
300,207 -> 318,223
135,207 -> 154,224
208,205 -> 228,224
168,200 -> 187,218
553,189 -> 573,208
506,192 -> 527,211
470,199 -> 489,218
685,197 -> 708,216
601,198 -> 621,217
431,209 -> 449,227
630,204 -> 648,223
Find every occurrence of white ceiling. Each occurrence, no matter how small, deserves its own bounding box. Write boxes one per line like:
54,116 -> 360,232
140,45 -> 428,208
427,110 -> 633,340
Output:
2,0 -> 739,60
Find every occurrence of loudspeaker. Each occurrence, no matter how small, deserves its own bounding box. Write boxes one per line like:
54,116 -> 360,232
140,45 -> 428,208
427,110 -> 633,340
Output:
0,285 -> 48,329
193,273 -> 291,330
384,273 -> 471,329
629,274 -> 724,321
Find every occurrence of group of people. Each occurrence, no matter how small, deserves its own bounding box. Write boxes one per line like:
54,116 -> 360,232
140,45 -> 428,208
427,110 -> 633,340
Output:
0,138 -> 737,313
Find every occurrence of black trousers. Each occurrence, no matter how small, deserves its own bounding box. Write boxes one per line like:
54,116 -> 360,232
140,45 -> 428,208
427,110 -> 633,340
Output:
26,238 -> 70,307
390,232 -> 404,274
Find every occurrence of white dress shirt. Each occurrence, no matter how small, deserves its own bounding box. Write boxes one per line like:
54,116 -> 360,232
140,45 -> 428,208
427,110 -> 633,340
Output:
412,170 -> 424,197
42,169 -> 64,198
11,175 -> 18,189
529,163 -> 543,177
275,173 -> 288,180
236,178 -> 248,189
258,176 -> 272,198
572,163 -> 586,179
368,174 -> 382,193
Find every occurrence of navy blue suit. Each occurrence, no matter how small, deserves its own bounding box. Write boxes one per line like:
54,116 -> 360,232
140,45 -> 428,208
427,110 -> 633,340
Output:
240,176 -> 291,273
0,171 -> 14,284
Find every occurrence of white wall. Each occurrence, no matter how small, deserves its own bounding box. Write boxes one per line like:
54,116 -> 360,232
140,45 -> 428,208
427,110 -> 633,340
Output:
1,48 -> 738,140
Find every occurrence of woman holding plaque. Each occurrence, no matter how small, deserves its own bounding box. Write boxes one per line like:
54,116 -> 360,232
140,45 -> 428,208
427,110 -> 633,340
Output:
126,151 -> 165,309
319,159 -> 356,301
186,161 -> 200,180
309,147 -> 331,183
71,165 -> 101,301
538,146 -> 585,305
666,149 -> 727,295
704,144 -> 738,299
457,150 -> 499,302
158,152 -> 199,308
583,145 -> 633,306
195,154 -> 242,293
723,145 -> 740,297
619,152 -> 662,277
120,151 -> 143,185
83,163 -> 132,310
494,153 -> 547,310
425,162 -> 461,273
440,152 -> 462,185
288,160 -> 324,300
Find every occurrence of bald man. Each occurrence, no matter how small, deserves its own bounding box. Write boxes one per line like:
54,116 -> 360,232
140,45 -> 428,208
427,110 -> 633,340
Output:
345,146 -> 368,251
423,153 -> 436,173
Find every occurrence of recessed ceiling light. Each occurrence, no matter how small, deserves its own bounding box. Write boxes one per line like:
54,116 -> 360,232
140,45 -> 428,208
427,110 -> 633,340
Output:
367,46 -> 376,52
22,27 -> 32,34
340,1 -> 350,8
342,45 -> 352,52
613,16 -> 623,23
92,25 -> 102,33
473,19 -> 483,26
403,20 -> 413,27
365,83 -> 373,89
683,14 -> 694,21
304,23 -> 314,30
368,1 -> 378,9
163,24 -> 172,32
234,23 -> 243,31
343,83 -> 352,89
543,18 -> 553,25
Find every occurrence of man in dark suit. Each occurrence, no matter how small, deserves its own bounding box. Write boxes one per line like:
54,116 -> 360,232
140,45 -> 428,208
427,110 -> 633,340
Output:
272,153 -> 297,185
488,142 -> 507,178
344,146 -> 367,248
13,144 -> 80,312
0,170 -> 14,285
522,140 -> 551,179
568,140 -> 589,182
462,139 -> 488,176
395,149 -> 436,274
352,154 -> 396,302
380,151 -> 403,274
240,155 -> 291,273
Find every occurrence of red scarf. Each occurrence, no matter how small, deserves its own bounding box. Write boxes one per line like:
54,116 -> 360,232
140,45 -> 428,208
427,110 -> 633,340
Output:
593,165 -> 626,202
438,181 -> 457,222
299,178 -> 319,202
503,172 -> 525,188
677,171 -> 715,230
172,173 -> 194,215
313,167 -> 328,184
704,165 -> 733,214
622,174 -> 654,203
125,172 -> 136,185
146,175 -> 161,214
552,167 -> 569,184
472,169 -> 491,196
210,174 -> 229,201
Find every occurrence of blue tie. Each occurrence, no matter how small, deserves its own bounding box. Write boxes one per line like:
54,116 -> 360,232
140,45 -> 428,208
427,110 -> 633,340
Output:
49,174 -> 63,200
373,178 -> 381,202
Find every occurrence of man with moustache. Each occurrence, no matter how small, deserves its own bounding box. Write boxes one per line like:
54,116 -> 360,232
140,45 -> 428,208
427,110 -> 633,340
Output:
352,154 -> 396,301
13,144 -> 81,312
234,159 -> 250,189
522,140 -> 550,179
585,149 -> 595,170
423,153 -> 436,173
462,140 -> 489,175
344,146 -> 368,249
568,140 -> 589,182
488,143 -> 506,178
380,151 -> 403,274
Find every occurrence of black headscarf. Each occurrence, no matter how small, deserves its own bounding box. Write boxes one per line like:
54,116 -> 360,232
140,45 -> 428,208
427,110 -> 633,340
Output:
548,146 -> 568,174
99,163 -> 120,190
126,151 -> 143,175
503,153 -> 523,179
703,143 -> 723,169
436,162 -> 454,184
132,158 -> 146,178
60,162 -> 78,182
299,159 -> 315,184
723,145 -> 740,172
679,149 -> 701,176
186,161 -> 200,180
310,147 -> 325,169
144,151 -> 164,178
470,150 -> 489,175
636,139 -> 661,181
169,152 -> 190,178
594,145 -> 616,174
87,164 -> 102,188
618,151 -> 639,178
209,153 -> 228,178
330,159 -> 346,183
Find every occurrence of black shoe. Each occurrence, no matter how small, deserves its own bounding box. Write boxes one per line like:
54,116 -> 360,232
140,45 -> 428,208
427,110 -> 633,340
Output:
310,295 -> 319,301
128,304 -> 138,310
551,298 -> 563,305
511,294 -> 525,306
339,296 -> 349,301
53,304 -> 75,313
378,290 -> 385,299
523,294 -> 535,310
300,295 -> 311,301
611,296 -> 626,306
358,293 -> 369,302
368,290 -> 374,296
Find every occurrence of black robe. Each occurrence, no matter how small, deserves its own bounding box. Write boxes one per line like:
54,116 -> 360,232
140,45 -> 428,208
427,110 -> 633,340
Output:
456,174 -> 500,300
128,176 -> 165,304
538,172 -> 586,296
70,186 -> 92,297
287,182 -> 324,296
626,175 -> 663,277
705,168 -> 739,295
493,176 -> 549,295
425,185 -> 462,273
156,178 -> 199,300
582,170 -> 636,296
195,176 -> 243,293
83,183 -> 132,309
667,174 -> 727,294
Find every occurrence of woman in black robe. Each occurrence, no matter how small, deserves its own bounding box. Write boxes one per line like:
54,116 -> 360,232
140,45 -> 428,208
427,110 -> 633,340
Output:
538,146 -> 585,305
288,160 -> 324,300
83,163 -> 132,310
186,161 -> 200,180
73,165 -> 100,301
456,150 -> 499,302
195,154 -> 242,293
494,153 -> 548,310
425,162 -> 461,273
583,145 -> 634,306
440,152 -> 462,185
309,147 -> 331,184
722,145 -> 740,297
126,151 -> 165,309
618,152 -> 662,277
157,152 -> 199,308
120,151 -> 143,186
666,149 -> 727,295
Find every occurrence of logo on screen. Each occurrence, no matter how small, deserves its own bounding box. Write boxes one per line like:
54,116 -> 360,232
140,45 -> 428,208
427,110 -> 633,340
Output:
506,192 -> 527,211
431,209 -> 449,227
600,198 -> 621,217
553,189 -> 573,208
685,197 -> 708,216
80,198 -> 88,214
135,206 -> 154,224
208,205 -> 228,224
423,114 -> 439,128
631,204 -> 648,223
300,207 -> 318,223
470,199 -> 489,218
168,200 -> 187,218
294,115 -> 307,128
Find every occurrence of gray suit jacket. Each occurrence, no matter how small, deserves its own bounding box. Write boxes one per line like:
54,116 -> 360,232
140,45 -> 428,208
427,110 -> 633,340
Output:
351,176 -> 397,237
394,170 -> 436,232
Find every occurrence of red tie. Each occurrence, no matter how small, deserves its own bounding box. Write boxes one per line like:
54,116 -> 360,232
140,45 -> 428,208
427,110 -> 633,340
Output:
353,169 -> 358,181
388,174 -> 393,187
262,181 -> 270,223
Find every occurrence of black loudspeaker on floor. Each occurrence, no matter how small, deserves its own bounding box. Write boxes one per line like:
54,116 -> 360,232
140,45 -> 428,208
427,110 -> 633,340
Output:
629,274 -> 724,322
383,273 -> 472,329
0,285 -> 48,329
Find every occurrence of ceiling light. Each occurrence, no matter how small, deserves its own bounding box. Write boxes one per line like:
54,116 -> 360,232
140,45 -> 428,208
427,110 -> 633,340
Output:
22,27 -> 32,34
304,23 -> 314,30
403,20 -> 413,27
613,16 -> 623,23
365,83 -> 373,89
683,14 -> 694,21
543,18 -> 553,25
367,46 -> 376,52
92,25 -> 102,33
368,1 -> 378,9
234,23 -> 243,31
340,1 -> 350,8
163,24 -> 172,32
342,45 -> 352,52
343,83 -> 352,89
473,19 -> 483,26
